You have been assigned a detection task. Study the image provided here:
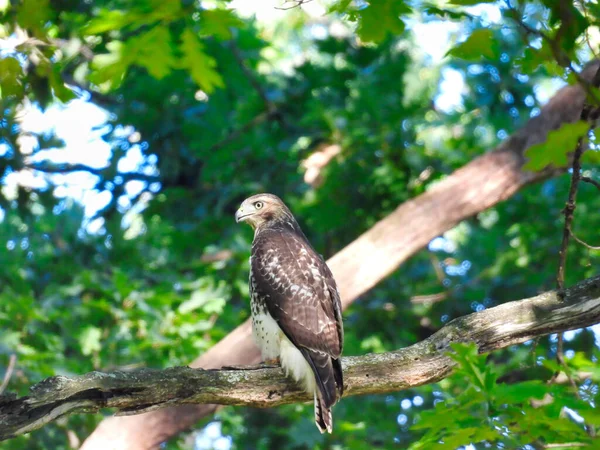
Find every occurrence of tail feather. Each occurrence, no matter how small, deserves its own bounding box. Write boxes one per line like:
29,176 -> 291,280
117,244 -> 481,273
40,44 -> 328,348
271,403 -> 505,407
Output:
314,391 -> 333,434
300,349 -> 344,433
332,357 -> 344,398
300,349 -> 338,407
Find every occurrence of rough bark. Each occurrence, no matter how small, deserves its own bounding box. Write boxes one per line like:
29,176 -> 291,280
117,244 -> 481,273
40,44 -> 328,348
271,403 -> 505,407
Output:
80,61 -> 600,449
2,274 -> 599,442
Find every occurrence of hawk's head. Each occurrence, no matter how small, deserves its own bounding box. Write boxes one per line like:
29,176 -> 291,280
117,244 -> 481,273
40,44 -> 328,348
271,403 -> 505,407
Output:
235,193 -> 294,229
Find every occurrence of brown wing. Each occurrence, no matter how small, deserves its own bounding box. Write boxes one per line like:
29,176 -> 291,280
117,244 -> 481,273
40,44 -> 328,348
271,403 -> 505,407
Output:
251,228 -> 343,358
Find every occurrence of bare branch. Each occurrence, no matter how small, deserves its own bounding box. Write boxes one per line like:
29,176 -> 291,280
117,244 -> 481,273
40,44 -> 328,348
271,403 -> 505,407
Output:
542,444 -> 590,449
581,176 -> 600,191
2,275 -> 600,441
507,5 -> 600,106
274,0 -> 314,11
568,225 -> 600,251
0,355 -> 16,395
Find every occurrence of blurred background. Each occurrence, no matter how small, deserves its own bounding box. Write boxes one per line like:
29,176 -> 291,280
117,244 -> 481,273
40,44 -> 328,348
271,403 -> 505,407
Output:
1,0 -> 599,449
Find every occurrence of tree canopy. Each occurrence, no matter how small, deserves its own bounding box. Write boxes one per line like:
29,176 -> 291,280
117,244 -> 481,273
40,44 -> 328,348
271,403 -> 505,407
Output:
1,0 -> 600,449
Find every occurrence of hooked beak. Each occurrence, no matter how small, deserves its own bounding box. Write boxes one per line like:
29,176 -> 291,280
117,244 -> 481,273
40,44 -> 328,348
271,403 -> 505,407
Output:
235,207 -> 249,223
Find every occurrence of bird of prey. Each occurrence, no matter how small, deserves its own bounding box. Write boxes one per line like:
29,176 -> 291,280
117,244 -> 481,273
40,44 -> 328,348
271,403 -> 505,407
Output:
235,193 -> 344,433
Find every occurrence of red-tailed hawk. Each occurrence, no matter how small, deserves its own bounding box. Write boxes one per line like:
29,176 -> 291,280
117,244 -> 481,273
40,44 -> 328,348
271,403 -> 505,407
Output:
235,193 -> 344,433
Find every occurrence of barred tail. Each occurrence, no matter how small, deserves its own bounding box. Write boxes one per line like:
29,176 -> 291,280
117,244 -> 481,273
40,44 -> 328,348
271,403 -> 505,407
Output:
314,391 -> 333,434
300,349 -> 342,434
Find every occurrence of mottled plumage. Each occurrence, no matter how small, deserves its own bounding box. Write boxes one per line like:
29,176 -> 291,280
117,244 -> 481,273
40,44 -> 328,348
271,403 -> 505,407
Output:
235,193 -> 344,433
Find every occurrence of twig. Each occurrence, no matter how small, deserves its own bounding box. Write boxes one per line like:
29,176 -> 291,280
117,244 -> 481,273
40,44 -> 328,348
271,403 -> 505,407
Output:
0,355 -> 17,395
578,0 -> 599,59
555,137 -> 585,293
506,4 -> 600,106
543,443 -> 589,449
550,123 -> 586,393
581,176 -> 600,191
568,225 -> 600,250
573,237 -> 600,251
274,0 -> 313,11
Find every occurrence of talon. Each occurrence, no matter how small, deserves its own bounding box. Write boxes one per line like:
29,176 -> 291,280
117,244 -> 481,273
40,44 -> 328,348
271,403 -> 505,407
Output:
263,357 -> 280,366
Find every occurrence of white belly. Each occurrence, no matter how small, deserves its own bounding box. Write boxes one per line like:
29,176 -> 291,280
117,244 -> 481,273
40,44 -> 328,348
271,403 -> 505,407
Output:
251,309 -> 316,394
251,309 -> 281,360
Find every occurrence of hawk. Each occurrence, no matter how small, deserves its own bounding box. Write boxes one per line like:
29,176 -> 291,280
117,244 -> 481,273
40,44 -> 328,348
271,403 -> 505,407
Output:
235,193 -> 344,433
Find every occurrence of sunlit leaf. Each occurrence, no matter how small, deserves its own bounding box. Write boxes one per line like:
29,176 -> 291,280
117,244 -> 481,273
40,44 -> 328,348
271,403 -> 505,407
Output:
447,28 -> 498,60
49,67 -> 77,102
356,0 -> 410,43
179,28 -> 224,93
16,0 -> 52,33
83,10 -> 132,34
200,9 -> 244,40
523,121 -> 589,171
127,25 -> 176,79
89,40 -> 129,90
0,57 -> 24,98
79,326 -> 102,356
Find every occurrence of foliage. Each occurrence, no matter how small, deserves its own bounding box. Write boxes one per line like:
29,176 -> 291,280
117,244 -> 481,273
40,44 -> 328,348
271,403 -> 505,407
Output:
1,0 -> 600,449
410,343 -> 600,449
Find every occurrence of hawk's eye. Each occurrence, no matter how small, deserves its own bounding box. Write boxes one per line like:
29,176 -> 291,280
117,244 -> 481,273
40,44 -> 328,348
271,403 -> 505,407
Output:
254,201 -> 263,209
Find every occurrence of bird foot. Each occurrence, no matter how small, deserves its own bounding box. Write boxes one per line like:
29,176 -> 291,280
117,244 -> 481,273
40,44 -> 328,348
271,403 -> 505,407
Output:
263,357 -> 280,366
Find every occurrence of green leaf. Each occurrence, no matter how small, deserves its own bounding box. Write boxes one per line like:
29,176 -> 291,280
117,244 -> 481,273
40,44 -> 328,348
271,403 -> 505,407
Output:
328,0 -> 353,14
178,290 -> 225,314
89,41 -> 129,90
16,0 -> 52,33
90,26 -> 176,90
514,42 -> 554,74
523,121 -> 589,171
448,343 -> 497,394
179,28 -> 224,93
83,10 -> 132,34
49,67 -> 77,103
356,0 -> 410,43
447,28 -> 499,60
496,381 -> 549,403
79,326 -> 102,356
178,279 -> 228,314
127,25 -> 176,79
424,6 -> 472,20
0,57 -> 24,98
200,9 -> 244,40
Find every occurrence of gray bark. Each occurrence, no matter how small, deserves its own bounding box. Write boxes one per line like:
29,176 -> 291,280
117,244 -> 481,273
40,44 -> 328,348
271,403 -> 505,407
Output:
3,274 -> 599,442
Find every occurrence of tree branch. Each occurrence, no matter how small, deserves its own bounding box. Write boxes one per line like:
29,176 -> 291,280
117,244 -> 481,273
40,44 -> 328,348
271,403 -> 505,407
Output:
569,226 -> 600,250
81,60 -> 600,450
2,274 -> 600,442
581,176 -> 600,191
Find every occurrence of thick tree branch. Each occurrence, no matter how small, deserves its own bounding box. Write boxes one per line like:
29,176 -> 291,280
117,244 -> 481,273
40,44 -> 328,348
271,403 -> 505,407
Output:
3,274 -> 600,442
